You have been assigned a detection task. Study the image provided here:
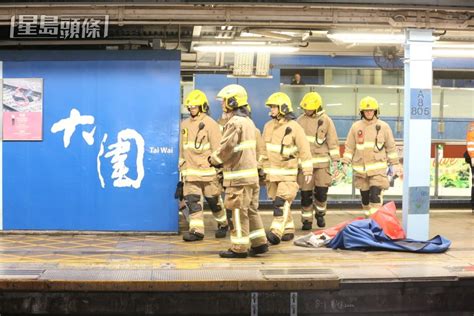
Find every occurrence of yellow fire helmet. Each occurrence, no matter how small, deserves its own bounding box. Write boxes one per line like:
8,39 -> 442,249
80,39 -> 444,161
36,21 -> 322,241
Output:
217,84 -> 248,111
359,96 -> 380,113
265,92 -> 293,115
184,89 -> 209,113
300,92 -> 323,111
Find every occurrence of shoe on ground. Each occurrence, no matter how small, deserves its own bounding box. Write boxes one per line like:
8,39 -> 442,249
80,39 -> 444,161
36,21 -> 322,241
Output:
281,233 -> 294,241
316,215 -> 326,228
219,249 -> 248,258
248,243 -> 269,257
182,231 -> 204,242
266,231 -> 281,245
302,220 -> 313,231
215,225 -> 228,238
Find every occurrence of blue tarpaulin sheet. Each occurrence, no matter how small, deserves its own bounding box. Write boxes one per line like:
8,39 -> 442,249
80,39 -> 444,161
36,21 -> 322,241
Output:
327,219 -> 451,253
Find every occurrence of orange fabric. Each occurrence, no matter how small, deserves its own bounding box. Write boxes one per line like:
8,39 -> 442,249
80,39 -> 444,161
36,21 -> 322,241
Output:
313,217 -> 364,238
370,201 -> 406,240
313,201 -> 406,240
466,122 -> 474,159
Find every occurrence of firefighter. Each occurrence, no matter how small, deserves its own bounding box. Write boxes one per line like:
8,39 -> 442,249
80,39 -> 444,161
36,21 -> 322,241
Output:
341,96 -> 401,217
296,92 -> 340,229
179,89 -> 229,242
465,121 -> 474,209
261,92 -> 313,245
218,101 -> 268,243
209,84 -> 268,258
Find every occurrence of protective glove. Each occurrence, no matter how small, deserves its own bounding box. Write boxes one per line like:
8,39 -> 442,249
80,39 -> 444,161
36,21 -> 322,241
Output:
174,181 -> 184,201
216,169 -> 224,186
392,164 -> 403,177
208,156 -> 223,168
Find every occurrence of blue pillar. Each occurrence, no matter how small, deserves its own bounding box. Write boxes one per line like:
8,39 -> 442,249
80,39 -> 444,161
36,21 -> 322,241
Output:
402,29 -> 434,240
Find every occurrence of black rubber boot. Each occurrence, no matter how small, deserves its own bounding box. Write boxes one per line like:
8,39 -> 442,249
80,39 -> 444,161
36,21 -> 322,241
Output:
266,231 -> 281,245
316,215 -> 326,228
219,249 -> 248,258
281,233 -> 294,241
182,231 -> 204,242
248,244 -> 269,257
215,225 -> 228,238
302,220 -> 313,231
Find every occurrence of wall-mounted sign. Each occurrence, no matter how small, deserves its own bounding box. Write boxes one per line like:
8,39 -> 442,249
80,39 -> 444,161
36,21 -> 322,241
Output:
10,15 -> 109,39
2,78 -> 43,141
410,88 -> 431,119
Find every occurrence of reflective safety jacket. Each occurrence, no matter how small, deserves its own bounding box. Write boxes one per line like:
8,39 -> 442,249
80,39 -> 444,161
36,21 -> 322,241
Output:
467,122 -> 474,159
210,115 -> 259,187
261,118 -> 313,182
219,116 -> 265,168
296,111 -> 340,168
342,117 -> 399,176
179,113 -> 222,182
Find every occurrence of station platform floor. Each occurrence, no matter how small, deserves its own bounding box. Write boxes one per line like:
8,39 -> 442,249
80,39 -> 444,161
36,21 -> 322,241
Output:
0,208 -> 473,315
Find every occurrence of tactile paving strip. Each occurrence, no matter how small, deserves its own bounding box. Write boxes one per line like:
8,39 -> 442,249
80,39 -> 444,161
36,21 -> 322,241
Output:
39,269 -> 264,282
0,269 -> 44,279
151,269 -> 263,281
261,268 -> 337,280
41,269 -> 152,281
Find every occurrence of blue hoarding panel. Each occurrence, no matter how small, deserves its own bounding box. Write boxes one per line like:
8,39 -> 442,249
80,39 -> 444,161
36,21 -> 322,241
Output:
2,51 -> 180,231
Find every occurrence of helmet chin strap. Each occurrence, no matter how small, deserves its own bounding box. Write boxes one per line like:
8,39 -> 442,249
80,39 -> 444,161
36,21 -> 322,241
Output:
362,111 -> 377,121
270,112 -> 284,120
189,108 -> 201,118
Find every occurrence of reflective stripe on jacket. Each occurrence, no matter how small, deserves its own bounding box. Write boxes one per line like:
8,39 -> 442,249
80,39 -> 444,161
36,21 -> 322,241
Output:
262,118 -> 313,182
296,111 -> 340,168
342,117 -> 399,177
179,113 -> 221,182
210,115 -> 259,187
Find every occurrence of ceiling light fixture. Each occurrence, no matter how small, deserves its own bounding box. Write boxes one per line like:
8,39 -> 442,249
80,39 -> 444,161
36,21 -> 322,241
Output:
327,31 -> 405,45
434,41 -> 474,49
432,49 -> 474,58
432,41 -> 474,58
194,44 -> 299,53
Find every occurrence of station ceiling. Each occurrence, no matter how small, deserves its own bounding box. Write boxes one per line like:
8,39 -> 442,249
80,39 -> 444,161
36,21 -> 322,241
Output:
1,1 -> 474,72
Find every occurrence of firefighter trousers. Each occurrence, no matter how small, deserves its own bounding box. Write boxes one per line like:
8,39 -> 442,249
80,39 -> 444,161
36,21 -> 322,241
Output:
267,181 -> 299,238
297,167 -> 332,222
184,180 -> 228,235
354,174 -> 389,216
224,183 -> 266,253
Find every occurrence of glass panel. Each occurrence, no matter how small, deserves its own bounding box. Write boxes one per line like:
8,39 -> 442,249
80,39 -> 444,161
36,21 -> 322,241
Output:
328,69 -> 403,85
330,69 -> 357,85
442,88 -> 474,119
431,87 -> 442,118
282,85 -> 357,117
382,70 -> 404,85
313,86 -> 356,116
281,84 -> 312,110
357,86 -> 401,117
281,84 -> 474,121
